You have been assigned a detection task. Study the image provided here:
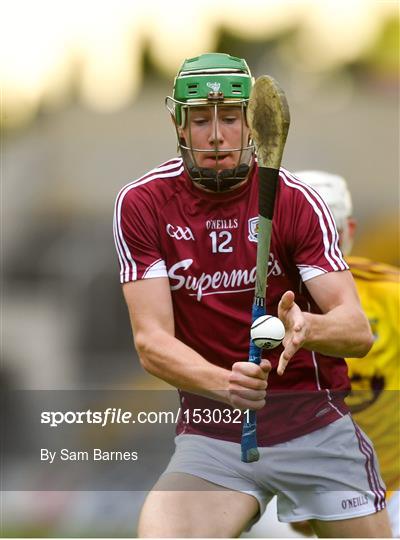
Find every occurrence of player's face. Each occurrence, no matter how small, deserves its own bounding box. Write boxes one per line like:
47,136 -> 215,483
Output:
181,106 -> 250,170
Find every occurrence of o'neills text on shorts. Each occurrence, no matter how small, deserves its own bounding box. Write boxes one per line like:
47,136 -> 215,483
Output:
341,495 -> 369,510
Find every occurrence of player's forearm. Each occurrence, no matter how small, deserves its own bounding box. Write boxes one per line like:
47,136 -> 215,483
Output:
302,305 -> 373,358
134,329 -> 231,404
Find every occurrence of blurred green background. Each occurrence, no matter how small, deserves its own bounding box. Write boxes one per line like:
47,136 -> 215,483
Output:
1,0 -> 399,537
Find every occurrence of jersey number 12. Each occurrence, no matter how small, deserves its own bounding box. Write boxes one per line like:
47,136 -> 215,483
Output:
209,231 -> 233,253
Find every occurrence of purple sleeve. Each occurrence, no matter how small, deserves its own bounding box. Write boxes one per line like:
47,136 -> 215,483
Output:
280,169 -> 348,282
113,184 -> 167,284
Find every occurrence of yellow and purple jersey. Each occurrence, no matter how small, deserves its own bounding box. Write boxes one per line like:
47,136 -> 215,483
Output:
346,256 -> 400,495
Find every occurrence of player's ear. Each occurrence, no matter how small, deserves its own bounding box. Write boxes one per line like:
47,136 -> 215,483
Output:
177,126 -> 188,149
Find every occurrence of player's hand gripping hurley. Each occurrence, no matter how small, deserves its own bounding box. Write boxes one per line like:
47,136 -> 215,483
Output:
241,76 -> 290,462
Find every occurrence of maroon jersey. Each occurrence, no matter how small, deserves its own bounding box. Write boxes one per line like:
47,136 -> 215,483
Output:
114,158 -> 350,445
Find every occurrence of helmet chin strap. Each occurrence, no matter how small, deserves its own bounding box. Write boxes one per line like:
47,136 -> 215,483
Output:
189,163 -> 250,192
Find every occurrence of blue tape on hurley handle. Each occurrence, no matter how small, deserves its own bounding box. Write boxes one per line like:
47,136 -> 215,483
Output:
241,302 -> 266,462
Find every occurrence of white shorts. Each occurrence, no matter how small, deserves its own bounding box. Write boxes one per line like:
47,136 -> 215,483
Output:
162,414 -> 386,523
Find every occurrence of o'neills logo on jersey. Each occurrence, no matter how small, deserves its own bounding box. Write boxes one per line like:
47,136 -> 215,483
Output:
168,257 -> 282,301
206,219 -> 239,230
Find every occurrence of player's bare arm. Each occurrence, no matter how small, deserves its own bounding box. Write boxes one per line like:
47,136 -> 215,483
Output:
277,270 -> 373,375
123,277 -> 269,410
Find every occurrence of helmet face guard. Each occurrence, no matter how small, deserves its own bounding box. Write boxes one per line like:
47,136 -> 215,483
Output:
166,53 -> 255,192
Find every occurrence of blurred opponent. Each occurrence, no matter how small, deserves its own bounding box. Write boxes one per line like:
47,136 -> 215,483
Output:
291,170 -> 400,537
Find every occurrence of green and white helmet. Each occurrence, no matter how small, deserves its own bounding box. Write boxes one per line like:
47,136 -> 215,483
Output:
166,53 -> 255,192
